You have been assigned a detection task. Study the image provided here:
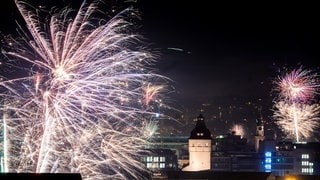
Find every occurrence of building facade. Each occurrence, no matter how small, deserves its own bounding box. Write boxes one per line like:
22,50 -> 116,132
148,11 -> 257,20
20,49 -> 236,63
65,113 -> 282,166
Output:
182,114 -> 212,171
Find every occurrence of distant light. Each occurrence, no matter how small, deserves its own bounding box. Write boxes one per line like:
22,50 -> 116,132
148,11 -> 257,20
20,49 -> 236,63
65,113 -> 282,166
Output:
295,141 -> 307,144
217,135 -> 224,139
265,164 -> 271,169
265,152 -> 272,157
155,113 -> 160,118
265,158 -> 271,163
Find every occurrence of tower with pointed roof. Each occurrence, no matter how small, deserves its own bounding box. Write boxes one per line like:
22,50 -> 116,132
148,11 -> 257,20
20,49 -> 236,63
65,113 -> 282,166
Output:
182,114 -> 212,171
255,111 -> 265,152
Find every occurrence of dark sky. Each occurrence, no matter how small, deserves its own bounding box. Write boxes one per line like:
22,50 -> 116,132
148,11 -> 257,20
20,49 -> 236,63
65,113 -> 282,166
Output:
1,0 -> 320,110
138,1 -> 320,103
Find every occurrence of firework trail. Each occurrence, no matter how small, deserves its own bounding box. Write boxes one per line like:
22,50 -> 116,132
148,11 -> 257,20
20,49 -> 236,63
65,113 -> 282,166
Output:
272,67 -> 320,142
0,0 -> 172,179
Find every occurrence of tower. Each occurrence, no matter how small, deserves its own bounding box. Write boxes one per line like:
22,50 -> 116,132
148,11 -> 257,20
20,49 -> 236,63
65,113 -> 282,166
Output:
255,112 -> 265,152
182,114 -> 212,171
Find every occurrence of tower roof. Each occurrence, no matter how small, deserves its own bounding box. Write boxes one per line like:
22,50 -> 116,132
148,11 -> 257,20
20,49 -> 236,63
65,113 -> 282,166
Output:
189,114 -> 212,139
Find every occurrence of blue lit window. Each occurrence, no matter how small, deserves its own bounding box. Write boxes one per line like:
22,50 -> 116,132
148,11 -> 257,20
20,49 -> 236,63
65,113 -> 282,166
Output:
264,151 -> 272,172
265,158 -> 271,163
265,164 -> 271,169
265,152 -> 272,157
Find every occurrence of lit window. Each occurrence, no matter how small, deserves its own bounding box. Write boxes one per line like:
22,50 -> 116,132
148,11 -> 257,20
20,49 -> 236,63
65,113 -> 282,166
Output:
159,157 -> 165,162
147,156 -> 152,162
159,163 -> 165,168
265,152 -> 272,157
265,158 -> 271,163
147,163 -> 152,168
302,154 -> 309,159
153,157 -> 159,162
153,163 -> 159,168
302,161 -> 309,166
265,164 -> 271,169
310,168 -> 313,173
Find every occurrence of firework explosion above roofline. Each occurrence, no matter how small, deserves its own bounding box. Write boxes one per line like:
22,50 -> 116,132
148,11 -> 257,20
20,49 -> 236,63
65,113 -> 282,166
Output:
1,0 -> 320,140
1,0 -> 320,100
1,0 -> 176,179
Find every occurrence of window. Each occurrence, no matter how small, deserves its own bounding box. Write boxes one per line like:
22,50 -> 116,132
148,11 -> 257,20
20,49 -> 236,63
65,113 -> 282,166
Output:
153,156 -> 159,162
147,156 -> 152,162
302,154 -> 309,159
159,163 -> 165,168
265,158 -> 271,163
159,156 -> 165,162
302,161 -> 309,166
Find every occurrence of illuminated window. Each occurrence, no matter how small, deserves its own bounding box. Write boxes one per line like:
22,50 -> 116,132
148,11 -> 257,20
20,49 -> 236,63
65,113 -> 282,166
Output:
159,157 -> 165,162
265,158 -> 271,163
147,163 -> 152,168
265,152 -> 272,157
159,163 -> 165,168
153,157 -> 159,162
154,163 -> 159,168
302,154 -> 309,159
301,168 -> 313,174
310,168 -> 313,173
264,151 -> 272,172
147,156 -> 152,162
265,164 -> 271,170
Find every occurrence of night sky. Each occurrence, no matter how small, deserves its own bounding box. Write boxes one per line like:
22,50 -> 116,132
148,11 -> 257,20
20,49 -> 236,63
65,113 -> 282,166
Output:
139,1 -> 320,100
1,1 -> 320,138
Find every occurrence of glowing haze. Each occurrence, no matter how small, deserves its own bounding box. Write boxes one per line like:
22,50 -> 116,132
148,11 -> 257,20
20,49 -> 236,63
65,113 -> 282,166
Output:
272,67 -> 320,142
0,0 -> 172,179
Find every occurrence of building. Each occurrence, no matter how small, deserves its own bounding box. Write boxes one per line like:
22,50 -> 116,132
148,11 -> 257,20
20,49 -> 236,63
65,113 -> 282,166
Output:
140,148 -> 178,172
255,114 -> 265,152
143,114 -> 320,178
259,140 -> 320,176
182,114 -> 212,171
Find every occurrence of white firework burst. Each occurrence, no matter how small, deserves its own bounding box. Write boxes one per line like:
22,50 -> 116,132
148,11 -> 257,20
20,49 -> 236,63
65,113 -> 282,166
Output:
0,0 -> 172,179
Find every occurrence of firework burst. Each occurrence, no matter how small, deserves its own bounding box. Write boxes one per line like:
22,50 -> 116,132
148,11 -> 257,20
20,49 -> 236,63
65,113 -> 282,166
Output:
230,124 -> 245,138
272,66 -> 320,142
273,101 -> 320,141
274,67 -> 319,104
0,0 -> 172,179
